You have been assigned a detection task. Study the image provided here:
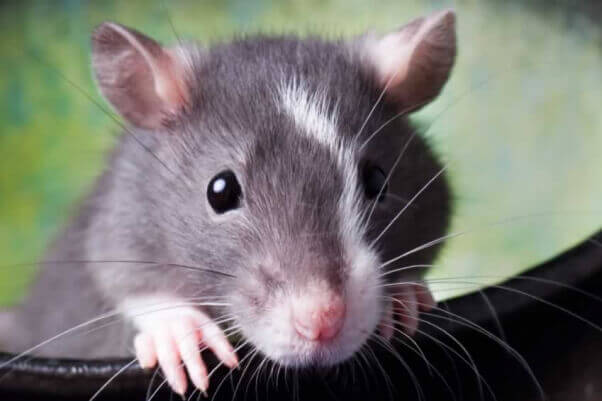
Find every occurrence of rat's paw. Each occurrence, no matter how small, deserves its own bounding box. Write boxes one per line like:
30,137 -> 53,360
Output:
379,283 -> 435,340
131,305 -> 238,396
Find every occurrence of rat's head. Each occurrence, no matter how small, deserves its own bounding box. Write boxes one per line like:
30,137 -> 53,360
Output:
91,10 -> 455,367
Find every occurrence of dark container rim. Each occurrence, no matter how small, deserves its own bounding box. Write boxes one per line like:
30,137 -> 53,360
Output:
1,228 -> 600,400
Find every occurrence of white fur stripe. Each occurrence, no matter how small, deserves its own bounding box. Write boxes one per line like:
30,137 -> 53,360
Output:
278,79 -> 341,156
277,78 -> 375,280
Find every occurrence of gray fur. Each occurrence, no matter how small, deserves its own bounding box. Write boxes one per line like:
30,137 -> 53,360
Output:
1,32 -> 450,358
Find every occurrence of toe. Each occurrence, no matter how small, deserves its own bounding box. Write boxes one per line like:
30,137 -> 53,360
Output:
378,300 -> 394,341
414,283 -> 436,312
394,287 -> 419,336
193,314 -> 238,369
154,327 -> 188,396
127,301 -> 236,396
172,317 -> 209,393
134,332 -> 157,369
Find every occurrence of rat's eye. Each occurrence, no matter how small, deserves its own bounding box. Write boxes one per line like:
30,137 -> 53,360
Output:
362,163 -> 387,202
207,170 -> 242,214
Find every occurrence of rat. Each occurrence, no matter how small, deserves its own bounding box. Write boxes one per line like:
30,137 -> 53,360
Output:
0,9 -> 455,396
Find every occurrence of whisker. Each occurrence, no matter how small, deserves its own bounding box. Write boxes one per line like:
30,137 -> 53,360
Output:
206,339 -> 251,401
146,325 -> 242,401
274,355 -> 283,390
252,354 -> 270,401
392,309 -> 491,401
89,358 -> 138,401
364,338 -> 397,401
478,290 -> 506,341
384,276 -> 602,390
22,45 -> 195,191
145,357 -> 165,401
161,0 -> 183,47
589,238 -> 602,247
422,304 -> 544,400
381,270 -> 602,306
378,264 -> 433,278
230,347 -> 260,401
184,335 -> 247,401
145,323 -> 241,400
426,279 -> 602,333
357,344 -> 375,388
427,274 -> 602,304
0,259 -> 235,278
376,305 -> 431,373
370,165 -> 448,247
384,192 -> 415,206
359,101 -> 421,151
372,330 -> 458,401
267,350 -> 278,390
0,309 -> 125,372
352,67 -> 398,143
391,292 -> 545,400
244,348 -> 264,399
81,305 -> 235,347
378,211 -> 602,270
359,61 -> 523,151
0,300 -> 234,381
378,232 -> 463,270
390,294 -> 487,401
365,127 -> 417,227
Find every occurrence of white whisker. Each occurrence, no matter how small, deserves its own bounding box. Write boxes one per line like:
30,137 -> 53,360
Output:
90,358 -> 138,401
371,165 -> 448,247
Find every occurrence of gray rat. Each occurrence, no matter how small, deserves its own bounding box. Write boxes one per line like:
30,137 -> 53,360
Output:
0,9 -> 455,396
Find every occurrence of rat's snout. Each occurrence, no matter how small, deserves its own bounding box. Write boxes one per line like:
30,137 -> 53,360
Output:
291,292 -> 346,342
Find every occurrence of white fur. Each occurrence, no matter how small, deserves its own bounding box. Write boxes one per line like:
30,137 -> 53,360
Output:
277,78 -> 370,277
242,80 -> 384,366
119,294 -> 226,331
278,79 -> 341,157
240,257 -> 381,367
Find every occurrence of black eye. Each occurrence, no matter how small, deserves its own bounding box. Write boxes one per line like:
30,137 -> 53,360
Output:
362,163 -> 388,202
207,170 -> 242,214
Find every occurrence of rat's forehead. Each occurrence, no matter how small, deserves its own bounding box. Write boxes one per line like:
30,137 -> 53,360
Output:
239,77 -> 364,232
195,36 -> 379,135
186,36 -> 388,178
244,74 -> 360,174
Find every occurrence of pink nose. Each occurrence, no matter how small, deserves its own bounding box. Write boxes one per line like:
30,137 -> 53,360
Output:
292,294 -> 346,342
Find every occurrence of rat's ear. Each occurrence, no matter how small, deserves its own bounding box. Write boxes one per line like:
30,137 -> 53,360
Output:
358,9 -> 456,112
91,22 -> 190,129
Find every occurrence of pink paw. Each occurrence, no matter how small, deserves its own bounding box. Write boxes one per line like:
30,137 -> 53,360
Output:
132,305 -> 238,396
379,282 -> 435,340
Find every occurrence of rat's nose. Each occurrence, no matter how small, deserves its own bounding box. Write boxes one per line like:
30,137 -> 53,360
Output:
292,294 -> 346,342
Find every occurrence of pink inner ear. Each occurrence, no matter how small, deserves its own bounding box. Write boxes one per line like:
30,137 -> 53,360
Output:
363,10 -> 456,111
157,49 -> 190,113
368,32 -> 415,89
92,22 -> 191,129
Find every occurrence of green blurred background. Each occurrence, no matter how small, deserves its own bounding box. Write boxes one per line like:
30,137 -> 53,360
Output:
0,0 -> 601,305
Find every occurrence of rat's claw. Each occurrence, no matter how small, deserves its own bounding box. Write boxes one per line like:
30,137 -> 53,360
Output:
128,302 -> 238,396
381,282 -> 436,338
414,283 -> 436,312
394,285 -> 419,335
134,332 -> 157,369
378,300 -> 394,341
172,316 -> 209,394
195,313 -> 239,369
154,325 -> 189,396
